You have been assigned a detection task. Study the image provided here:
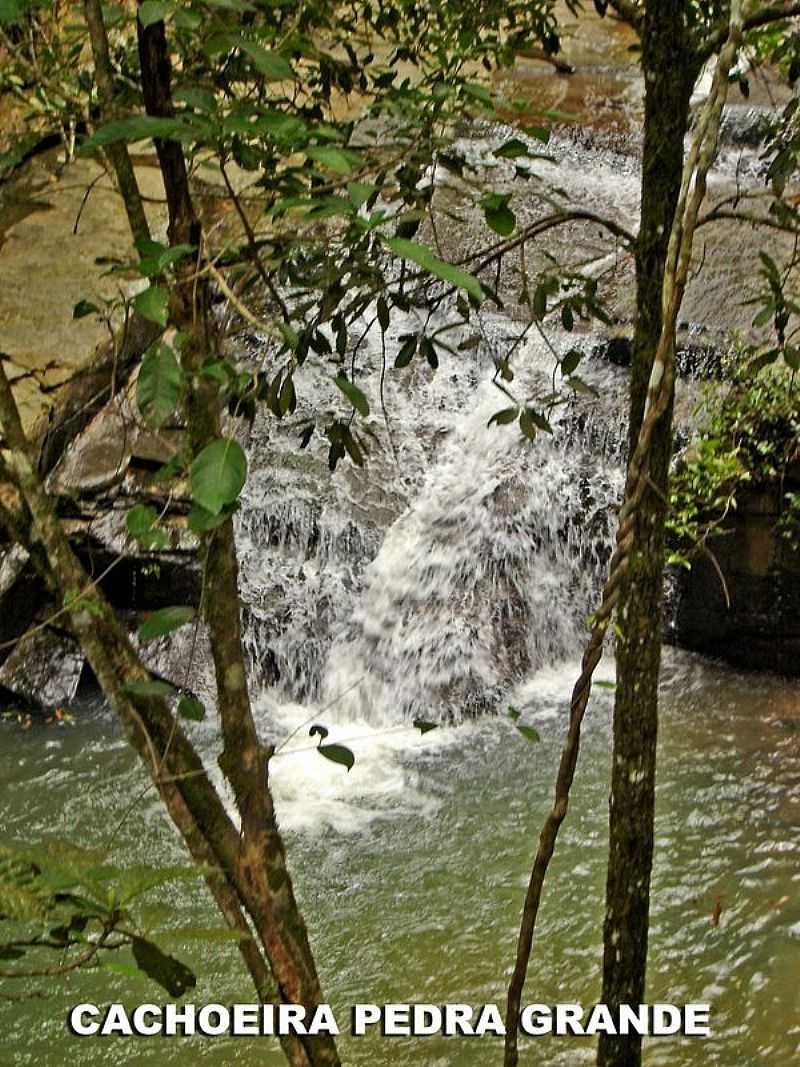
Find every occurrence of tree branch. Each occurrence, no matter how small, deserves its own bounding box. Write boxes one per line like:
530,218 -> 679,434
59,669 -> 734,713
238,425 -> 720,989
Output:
698,1 -> 800,63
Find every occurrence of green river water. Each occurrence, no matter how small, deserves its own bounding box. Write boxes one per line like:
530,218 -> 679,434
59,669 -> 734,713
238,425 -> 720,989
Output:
1,650 -> 798,1066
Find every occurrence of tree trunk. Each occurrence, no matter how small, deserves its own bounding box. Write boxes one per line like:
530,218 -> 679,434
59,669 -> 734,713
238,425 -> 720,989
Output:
83,0 -> 150,246
597,5 -> 697,1066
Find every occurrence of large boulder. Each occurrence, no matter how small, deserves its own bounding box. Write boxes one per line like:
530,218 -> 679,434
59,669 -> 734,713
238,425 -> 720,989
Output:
672,477 -> 800,675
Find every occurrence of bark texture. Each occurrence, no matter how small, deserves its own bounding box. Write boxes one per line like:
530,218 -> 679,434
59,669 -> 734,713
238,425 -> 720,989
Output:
597,4 -> 696,1065
83,0 -> 151,246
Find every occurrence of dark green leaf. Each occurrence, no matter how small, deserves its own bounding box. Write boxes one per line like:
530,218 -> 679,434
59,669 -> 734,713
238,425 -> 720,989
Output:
533,284 -> 547,320
190,438 -> 247,515
318,743 -> 355,772
488,407 -> 519,427
524,408 -> 553,434
138,1 -> 174,27
309,724 -> 329,741
137,606 -> 195,643
561,348 -> 582,375
235,39 -> 294,81
134,285 -> 170,327
137,342 -> 182,428
334,374 -> 369,416
132,936 -> 196,997
177,696 -> 206,722
421,337 -> 438,369
0,0 -> 22,25
507,706 -> 521,721
481,193 -> 515,237
126,504 -> 168,549
516,724 -> 541,744
567,374 -> 599,398
394,336 -> 417,368
187,504 -> 229,533
306,146 -> 356,174
377,295 -> 390,332
279,373 -> 296,415
412,718 -> 438,734
494,138 -> 531,159
80,116 -> 190,152
385,238 -> 483,301
73,299 -> 100,320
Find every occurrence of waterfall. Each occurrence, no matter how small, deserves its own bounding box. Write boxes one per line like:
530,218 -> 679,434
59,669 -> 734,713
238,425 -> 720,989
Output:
236,317 -> 626,726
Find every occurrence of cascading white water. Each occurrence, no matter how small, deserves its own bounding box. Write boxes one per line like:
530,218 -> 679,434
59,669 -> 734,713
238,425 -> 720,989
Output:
236,314 -> 627,728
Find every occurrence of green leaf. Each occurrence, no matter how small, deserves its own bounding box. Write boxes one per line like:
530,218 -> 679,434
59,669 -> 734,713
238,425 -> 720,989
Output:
126,503 -> 157,535
137,342 -> 182,428
177,696 -> 206,722
519,409 -> 537,441
80,116 -> 189,152
138,1 -> 174,27
137,606 -> 195,643
507,706 -> 521,721
533,284 -> 547,320
126,504 -> 168,550
521,124 -> 550,143
73,299 -> 100,320
377,295 -> 390,332
394,336 -> 417,368
516,724 -> 541,744
334,374 -> 369,416
561,348 -> 582,375
523,408 -> 553,434
134,285 -> 170,327
347,181 -> 379,208
123,680 -> 176,698
488,407 -> 519,427
421,337 -> 438,369
567,374 -> 599,398
236,39 -> 295,81
481,193 -> 515,237
0,0 -> 23,25
306,146 -> 356,174
412,718 -> 438,735
594,680 -> 616,690
190,437 -> 248,515
317,743 -> 355,772
385,238 -> 483,301
309,724 -> 329,741
494,138 -> 531,159
132,936 -> 196,997
187,504 -> 230,533
174,87 -> 216,113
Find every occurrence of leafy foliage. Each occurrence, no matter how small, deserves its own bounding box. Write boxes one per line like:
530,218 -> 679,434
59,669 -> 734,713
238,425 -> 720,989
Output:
0,843 -> 209,992
668,362 -> 800,565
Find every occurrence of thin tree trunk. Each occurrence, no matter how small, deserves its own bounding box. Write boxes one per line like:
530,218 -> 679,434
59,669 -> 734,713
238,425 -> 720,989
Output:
596,6 -> 691,1063
597,4 -> 738,1065
504,4 -> 741,1064
83,0 -> 150,245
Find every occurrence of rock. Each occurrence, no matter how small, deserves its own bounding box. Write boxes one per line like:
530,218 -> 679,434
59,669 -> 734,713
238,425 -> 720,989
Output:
671,481 -> 800,676
0,626 -> 84,708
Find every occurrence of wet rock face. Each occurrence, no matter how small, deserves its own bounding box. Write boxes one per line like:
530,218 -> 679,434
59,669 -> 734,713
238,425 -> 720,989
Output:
671,481 -> 800,676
